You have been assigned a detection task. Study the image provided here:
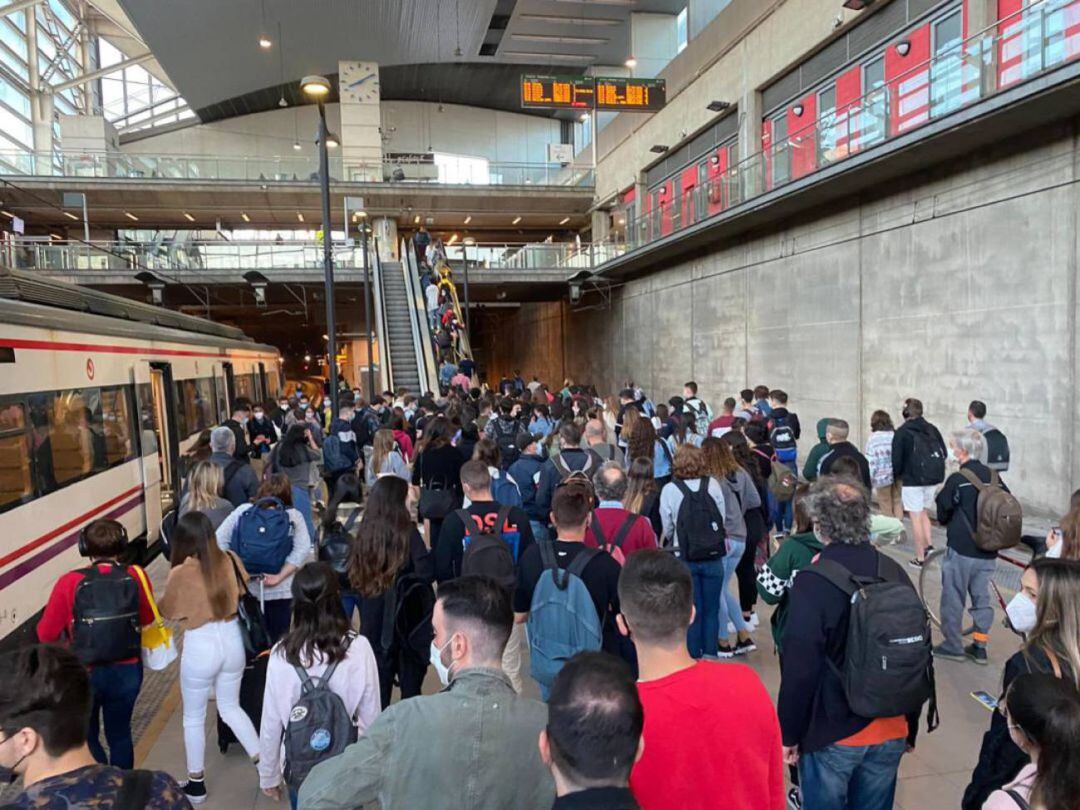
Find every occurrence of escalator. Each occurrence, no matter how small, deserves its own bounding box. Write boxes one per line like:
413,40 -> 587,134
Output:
372,245 -> 440,394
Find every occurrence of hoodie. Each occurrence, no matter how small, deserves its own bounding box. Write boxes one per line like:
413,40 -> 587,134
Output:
817,441 -> 872,490
323,418 -> 360,473
892,416 -> 947,486
507,453 -> 547,522
801,419 -> 831,482
768,407 -> 801,441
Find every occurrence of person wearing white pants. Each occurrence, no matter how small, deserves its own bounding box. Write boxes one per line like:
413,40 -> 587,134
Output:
160,511 -> 262,805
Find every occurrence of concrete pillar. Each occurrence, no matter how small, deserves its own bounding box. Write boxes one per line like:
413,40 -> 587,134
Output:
737,43 -> 763,199
630,13 -> 677,79
591,210 -> 611,244
372,217 -> 398,262
338,61 -> 384,182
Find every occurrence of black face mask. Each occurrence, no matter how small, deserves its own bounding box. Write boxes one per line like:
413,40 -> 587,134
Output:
0,736 -> 28,785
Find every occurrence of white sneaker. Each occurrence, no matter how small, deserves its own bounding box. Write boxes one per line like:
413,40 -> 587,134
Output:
727,621 -> 736,634
748,612 -> 760,629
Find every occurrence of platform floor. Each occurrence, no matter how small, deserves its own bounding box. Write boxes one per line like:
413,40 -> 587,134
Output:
112,522 -> 1040,808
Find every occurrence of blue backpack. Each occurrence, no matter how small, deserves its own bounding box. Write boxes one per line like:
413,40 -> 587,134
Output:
527,542 -> 602,697
491,472 -> 523,509
770,417 -> 798,465
323,434 -> 359,474
233,498 -> 294,574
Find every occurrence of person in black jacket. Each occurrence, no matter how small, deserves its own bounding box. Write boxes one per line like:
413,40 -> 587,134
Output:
778,477 -> 917,810
933,429 -> 1004,665
817,419 -> 872,490
221,397 -> 254,462
507,434 -> 548,540
891,398 -> 947,566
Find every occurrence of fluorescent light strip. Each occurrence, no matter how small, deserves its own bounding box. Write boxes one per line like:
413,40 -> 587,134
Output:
464,215 -> 472,225
512,216 -> 522,225
241,212 -> 251,222
124,211 -> 139,221
183,212 -> 195,222
559,216 -> 570,225
0,210 -> 14,219
518,13 -> 621,25
502,51 -> 594,62
511,33 -> 609,44
553,0 -> 635,6
63,211 -> 79,221
296,212 -> 305,222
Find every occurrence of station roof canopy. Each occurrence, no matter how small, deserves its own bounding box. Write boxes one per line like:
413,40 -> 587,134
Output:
116,0 -> 684,122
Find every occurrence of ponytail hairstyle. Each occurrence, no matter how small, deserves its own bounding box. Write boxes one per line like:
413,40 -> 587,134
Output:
1004,672 -> 1080,810
280,562 -> 350,667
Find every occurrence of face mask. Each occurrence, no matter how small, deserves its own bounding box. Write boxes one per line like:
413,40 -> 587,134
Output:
300,401 -> 309,409
430,636 -> 455,686
1005,592 -> 1037,634
0,736 -> 28,785
254,411 -> 264,420
1048,540 -> 1063,559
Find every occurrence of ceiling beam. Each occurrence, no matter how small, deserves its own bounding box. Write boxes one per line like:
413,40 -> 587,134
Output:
0,0 -> 45,20
50,52 -> 153,92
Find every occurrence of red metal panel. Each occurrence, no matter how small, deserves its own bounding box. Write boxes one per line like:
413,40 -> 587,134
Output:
886,25 -> 931,135
1066,1 -> 1080,63
658,180 -> 674,235
834,66 -> 862,157
789,93 -> 818,179
621,186 -> 636,205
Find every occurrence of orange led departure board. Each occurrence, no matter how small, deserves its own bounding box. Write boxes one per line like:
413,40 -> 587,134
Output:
594,77 -> 666,111
521,75 -> 595,109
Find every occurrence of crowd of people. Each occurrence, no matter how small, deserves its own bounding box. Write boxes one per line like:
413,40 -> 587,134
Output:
5,369 -> 1080,810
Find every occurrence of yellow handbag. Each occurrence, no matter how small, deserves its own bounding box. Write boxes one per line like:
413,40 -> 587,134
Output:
132,566 -> 178,671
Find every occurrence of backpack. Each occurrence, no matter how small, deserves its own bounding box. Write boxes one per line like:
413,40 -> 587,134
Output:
527,542 -> 603,692
910,428 -> 946,485
233,498 -> 295,574
770,417 -> 798,465
673,478 -> 727,562
459,506 -> 519,589
282,653 -> 359,791
491,473 -> 523,509
805,553 -> 938,727
590,511 -> 637,566
322,434 -> 358,474
768,462 -> 797,501
983,428 -> 1010,472
71,562 -> 141,666
957,469 -> 1023,552
318,510 -> 361,580
554,451 -> 597,482
222,460 -> 244,493
686,398 -> 711,437
381,572 -> 437,662
491,419 -> 522,469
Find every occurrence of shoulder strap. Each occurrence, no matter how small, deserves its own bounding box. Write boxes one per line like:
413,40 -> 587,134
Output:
223,460 -> 243,488
1005,790 -> 1031,810
116,769 -> 154,810
538,539 -> 559,573
293,664 -> 316,694
804,558 -> 859,598
319,657 -> 342,688
958,468 -> 988,491
673,478 -> 690,497
494,504 -> 513,535
590,511 -> 607,547
611,513 -> 638,550
343,508 -> 361,533
226,551 -> 247,591
567,546 -> 599,579
554,453 -> 572,478
455,509 -> 474,536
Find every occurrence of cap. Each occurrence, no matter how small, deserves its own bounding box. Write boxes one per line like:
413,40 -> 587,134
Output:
516,433 -> 538,452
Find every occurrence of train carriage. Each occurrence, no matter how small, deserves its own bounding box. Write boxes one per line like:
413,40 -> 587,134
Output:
0,268 -> 280,648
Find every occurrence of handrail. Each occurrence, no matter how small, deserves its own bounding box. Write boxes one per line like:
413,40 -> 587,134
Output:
370,240 -> 392,395
402,239 -> 442,394
434,259 -> 474,363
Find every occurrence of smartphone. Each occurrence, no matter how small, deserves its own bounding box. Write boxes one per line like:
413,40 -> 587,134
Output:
970,690 -> 998,711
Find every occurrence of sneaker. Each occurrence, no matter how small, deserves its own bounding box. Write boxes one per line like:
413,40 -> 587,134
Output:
181,778 -> 207,805
734,637 -> 757,655
727,621 -> 736,634
717,643 -> 736,659
748,612 -> 760,629
965,644 -> 989,665
933,644 -> 965,662
787,787 -> 803,810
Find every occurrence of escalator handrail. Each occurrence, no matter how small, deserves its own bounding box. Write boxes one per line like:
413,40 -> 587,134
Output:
401,240 -> 441,394
434,259 -> 473,361
371,240 -> 392,394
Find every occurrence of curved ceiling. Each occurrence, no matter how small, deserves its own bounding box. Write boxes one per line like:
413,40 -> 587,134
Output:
116,0 -> 684,121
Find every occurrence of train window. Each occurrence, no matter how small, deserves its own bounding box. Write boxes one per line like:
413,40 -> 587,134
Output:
173,378 -> 216,439
100,387 -> 135,465
212,375 -> 228,423
136,383 -> 159,457
27,390 -> 106,493
0,402 -> 31,509
235,372 -> 255,403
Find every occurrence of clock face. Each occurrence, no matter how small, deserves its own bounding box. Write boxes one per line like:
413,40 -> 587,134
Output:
341,61 -> 380,103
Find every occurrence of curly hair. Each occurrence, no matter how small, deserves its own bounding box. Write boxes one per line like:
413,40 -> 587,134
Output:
672,444 -> 708,480
804,476 -> 870,545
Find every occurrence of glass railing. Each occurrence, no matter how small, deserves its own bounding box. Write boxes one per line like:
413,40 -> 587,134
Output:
623,0 -> 1080,251
441,241 -> 628,272
0,148 -> 594,188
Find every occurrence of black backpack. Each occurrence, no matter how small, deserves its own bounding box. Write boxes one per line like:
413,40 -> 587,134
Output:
983,428 -> 1010,472
458,506 -> 518,588
491,419 -> 523,470
910,428 -> 947,485
673,478 -> 726,562
318,510 -> 361,582
805,553 -> 939,727
282,652 -> 358,791
71,562 -> 141,666
380,572 -> 437,663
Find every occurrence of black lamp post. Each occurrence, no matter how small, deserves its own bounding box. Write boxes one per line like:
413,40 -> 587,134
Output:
300,74 -> 339,421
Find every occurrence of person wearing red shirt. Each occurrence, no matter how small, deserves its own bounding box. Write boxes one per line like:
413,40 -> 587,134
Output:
37,519 -> 154,770
585,463 -> 657,565
618,549 -> 784,810
707,397 -> 739,438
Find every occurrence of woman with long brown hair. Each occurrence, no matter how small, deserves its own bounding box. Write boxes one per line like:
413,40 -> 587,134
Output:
160,511 -> 260,805
722,430 -> 771,630
626,417 -> 674,486
366,428 -> 410,488
624,455 -> 662,537
348,476 -> 434,708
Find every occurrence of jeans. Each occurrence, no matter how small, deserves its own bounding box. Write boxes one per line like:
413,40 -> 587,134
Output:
721,540 -> 747,635
685,559 -> 724,658
530,520 -> 550,543
263,598 -> 292,644
87,661 -> 143,768
799,738 -> 906,810
291,485 -> 316,544
771,495 -> 794,534
940,547 -> 996,652
181,620 -> 260,774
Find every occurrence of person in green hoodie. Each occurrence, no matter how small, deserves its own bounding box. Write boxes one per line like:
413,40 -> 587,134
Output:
756,484 -> 823,651
801,418 -> 833,482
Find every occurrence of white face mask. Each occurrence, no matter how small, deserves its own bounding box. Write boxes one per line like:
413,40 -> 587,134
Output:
430,636 -> 455,686
253,411 -> 264,420
1047,538 -> 1064,559
1005,592 -> 1037,635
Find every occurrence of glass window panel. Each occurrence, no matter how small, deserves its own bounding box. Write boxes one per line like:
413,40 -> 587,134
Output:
98,38 -> 123,67
0,19 -> 26,58
0,399 -> 31,508
817,85 -> 837,162
931,10 -> 965,116
0,104 -> 32,147
676,6 -> 688,53
27,389 -> 106,492
100,387 -> 134,465
49,0 -> 77,31
8,11 -> 25,33
0,74 -> 29,117
0,43 -> 29,81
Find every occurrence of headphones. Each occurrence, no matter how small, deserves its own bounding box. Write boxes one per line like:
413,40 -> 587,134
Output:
77,519 -> 130,558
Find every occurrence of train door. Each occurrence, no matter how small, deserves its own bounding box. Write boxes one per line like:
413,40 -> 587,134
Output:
213,363 -> 229,422
257,362 -> 268,403
222,362 -> 236,409
133,361 -> 178,540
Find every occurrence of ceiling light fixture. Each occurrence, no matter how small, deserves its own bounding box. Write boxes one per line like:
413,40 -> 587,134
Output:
63,211 -> 79,221
512,216 -> 522,225
512,33 -> 609,45
896,39 -> 911,56
519,13 -> 621,25
624,56 -> 637,68
123,211 -> 138,221
414,214 -> 421,224
448,233 -> 459,245
296,212 -> 305,222
502,51 -> 594,62
183,212 -> 195,222
258,33 -> 271,49
325,132 -> 339,148
278,96 -> 288,107
707,100 -> 731,112
464,215 -> 472,224
258,0 -> 271,48
579,112 -> 590,123
241,212 -> 251,222
552,0 -> 635,6
300,75 -> 332,97
559,216 -> 570,225
293,140 -> 301,150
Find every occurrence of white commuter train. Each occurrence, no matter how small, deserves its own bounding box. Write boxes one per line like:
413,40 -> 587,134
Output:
0,268 -> 280,648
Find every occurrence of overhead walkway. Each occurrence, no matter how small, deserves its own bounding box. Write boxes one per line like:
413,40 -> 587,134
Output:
371,242 -> 439,394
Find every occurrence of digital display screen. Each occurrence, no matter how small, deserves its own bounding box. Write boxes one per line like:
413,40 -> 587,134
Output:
594,77 -> 666,111
520,75 -> 595,109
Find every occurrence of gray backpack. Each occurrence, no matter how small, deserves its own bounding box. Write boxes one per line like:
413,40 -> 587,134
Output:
527,542 -> 603,695
282,648 -> 359,791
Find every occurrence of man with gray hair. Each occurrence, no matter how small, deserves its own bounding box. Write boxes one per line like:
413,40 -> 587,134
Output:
818,419 -> 872,490
584,418 -> 623,466
209,426 -> 259,507
933,428 -> 1005,665
584,462 -> 656,562
778,477 -> 918,810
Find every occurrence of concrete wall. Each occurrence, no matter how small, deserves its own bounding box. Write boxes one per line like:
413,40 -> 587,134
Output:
554,121 -> 1080,516
122,101 -> 565,165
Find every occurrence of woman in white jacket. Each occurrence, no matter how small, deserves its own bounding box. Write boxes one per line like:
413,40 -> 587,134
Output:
258,562 -> 380,808
216,473 -> 311,642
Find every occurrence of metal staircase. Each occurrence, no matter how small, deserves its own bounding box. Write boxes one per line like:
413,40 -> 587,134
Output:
378,259 -> 422,393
